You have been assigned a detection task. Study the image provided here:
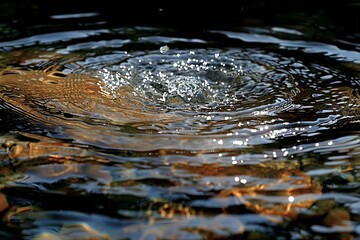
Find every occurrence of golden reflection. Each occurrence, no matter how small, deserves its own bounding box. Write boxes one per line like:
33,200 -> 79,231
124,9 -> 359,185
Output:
1,132 -> 113,182
29,161 -> 79,177
147,199 -> 195,219
3,205 -> 38,224
34,223 -> 111,240
0,68 -> 179,127
175,161 -> 322,219
3,132 -> 91,161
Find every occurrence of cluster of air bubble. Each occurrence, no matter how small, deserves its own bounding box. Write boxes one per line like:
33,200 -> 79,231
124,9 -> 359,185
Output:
95,49 -> 246,108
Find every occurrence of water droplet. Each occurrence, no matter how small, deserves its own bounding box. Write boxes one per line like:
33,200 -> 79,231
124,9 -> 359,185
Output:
159,45 -> 169,54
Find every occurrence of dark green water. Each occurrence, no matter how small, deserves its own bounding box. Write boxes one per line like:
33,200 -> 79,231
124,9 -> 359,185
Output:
0,1 -> 359,239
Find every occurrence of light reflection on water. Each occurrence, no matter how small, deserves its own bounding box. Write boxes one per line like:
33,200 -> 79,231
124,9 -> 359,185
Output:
0,14 -> 359,240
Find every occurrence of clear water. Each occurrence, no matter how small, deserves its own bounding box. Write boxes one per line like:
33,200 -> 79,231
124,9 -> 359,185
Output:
0,1 -> 359,239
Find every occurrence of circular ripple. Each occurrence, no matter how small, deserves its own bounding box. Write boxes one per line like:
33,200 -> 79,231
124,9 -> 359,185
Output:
92,49 -> 299,115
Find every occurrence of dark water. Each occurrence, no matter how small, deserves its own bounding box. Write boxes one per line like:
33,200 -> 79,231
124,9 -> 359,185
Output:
0,1 -> 359,239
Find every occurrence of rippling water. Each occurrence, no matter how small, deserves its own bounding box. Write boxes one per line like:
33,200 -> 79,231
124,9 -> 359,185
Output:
0,1 -> 359,239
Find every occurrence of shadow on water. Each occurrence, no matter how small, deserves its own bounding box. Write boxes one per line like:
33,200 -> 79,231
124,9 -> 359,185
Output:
0,0 -> 359,239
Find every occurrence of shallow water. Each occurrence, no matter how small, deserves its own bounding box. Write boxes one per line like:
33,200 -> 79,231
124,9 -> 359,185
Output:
0,1 -> 359,239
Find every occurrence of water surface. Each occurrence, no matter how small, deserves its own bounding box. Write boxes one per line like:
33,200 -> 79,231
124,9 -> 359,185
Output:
0,1 -> 359,239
